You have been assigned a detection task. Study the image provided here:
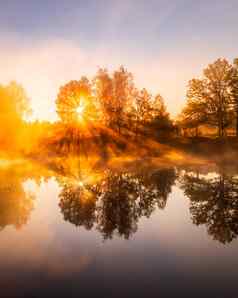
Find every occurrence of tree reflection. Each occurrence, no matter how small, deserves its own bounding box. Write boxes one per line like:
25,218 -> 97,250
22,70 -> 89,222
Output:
0,170 -> 35,230
141,168 -> 177,211
58,183 -> 97,230
95,172 -> 140,239
59,167 -> 176,239
180,171 -> 238,244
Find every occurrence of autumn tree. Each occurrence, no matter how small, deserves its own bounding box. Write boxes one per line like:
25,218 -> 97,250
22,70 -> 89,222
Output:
113,66 -> 134,133
149,94 -> 172,136
56,77 -> 97,124
179,80 -> 208,136
135,88 -> 152,123
94,66 -> 134,134
231,58 -> 238,136
0,82 -> 31,150
205,59 -> 234,136
181,59 -> 234,137
0,81 -> 30,121
129,89 -> 171,137
130,88 -> 153,137
93,68 -> 114,125
6,81 -> 31,117
151,94 -> 167,117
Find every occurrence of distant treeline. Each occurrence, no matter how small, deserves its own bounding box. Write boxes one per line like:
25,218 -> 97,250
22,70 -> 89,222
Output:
1,58 -> 238,154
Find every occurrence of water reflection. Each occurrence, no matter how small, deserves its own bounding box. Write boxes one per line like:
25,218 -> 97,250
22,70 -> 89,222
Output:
0,166 -> 35,230
59,183 -> 97,230
0,157 -> 238,244
180,168 -> 238,244
59,168 -> 176,239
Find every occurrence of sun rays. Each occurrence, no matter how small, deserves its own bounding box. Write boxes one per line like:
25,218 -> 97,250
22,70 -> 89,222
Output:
76,100 -> 86,121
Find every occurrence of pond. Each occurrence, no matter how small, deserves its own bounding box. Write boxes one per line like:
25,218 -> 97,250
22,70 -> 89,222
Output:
0,157 -> 237,298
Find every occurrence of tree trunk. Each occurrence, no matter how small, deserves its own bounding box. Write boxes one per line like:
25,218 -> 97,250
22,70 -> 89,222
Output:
218,115 -> 223,137
218,102 -> 224,137
218,124 -> 222,138
118,122 -> 121,135
236,109 -> 238,137
135,117 -> 138,140
195,126 -> 199,137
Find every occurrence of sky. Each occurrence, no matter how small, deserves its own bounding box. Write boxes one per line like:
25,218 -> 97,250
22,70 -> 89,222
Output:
0,0 -> 238,121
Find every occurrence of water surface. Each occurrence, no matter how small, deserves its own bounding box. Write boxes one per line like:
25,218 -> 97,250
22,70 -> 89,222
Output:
0,158 -> 237,298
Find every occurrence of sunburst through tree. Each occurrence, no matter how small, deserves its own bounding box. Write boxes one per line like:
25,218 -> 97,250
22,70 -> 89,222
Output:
56,77 -> 98,124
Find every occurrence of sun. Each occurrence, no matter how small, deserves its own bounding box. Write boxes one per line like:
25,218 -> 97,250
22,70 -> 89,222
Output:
76,100 -> 86,121
56,81 -> 99,124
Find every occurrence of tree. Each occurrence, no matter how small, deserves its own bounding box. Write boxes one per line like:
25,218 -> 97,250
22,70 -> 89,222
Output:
113,66 -> 134,134
0,81 -> 31,121
56,77 -> 97,124
94,66 -> 134,134
93,68 -> 114,126
135,88 -> 153,123
5,81 -> 31,118
204,59 -> 233,136
149,94 -> 173,136
131,88 -> 153,137
231,58 -> 238,136
0,82 -> 31,150
151,94 -> 167,118
181,59 -> 234,137
179,81 -> 208,136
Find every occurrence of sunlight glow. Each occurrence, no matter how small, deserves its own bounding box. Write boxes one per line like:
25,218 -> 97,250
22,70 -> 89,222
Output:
78,181 -> 84,187
76,100 -> 86,121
